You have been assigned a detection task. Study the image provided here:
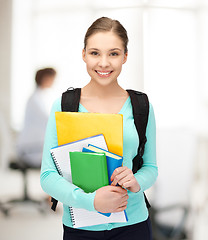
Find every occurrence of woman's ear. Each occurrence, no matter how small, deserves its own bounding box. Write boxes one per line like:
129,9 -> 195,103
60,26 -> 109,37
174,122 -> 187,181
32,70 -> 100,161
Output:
82,49 -> 86,63
123,51 -> 128,64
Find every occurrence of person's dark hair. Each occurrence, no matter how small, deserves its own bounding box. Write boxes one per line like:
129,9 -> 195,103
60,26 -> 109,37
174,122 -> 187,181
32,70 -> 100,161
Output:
84,17 -> 128,54
35,68 -> 56,86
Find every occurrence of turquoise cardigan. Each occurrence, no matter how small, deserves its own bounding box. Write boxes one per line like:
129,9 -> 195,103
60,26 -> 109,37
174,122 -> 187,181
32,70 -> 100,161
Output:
40,95 -> 158,231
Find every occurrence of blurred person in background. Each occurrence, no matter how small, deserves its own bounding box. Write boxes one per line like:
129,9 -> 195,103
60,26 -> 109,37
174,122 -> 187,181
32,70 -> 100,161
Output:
16,67 -> 56,168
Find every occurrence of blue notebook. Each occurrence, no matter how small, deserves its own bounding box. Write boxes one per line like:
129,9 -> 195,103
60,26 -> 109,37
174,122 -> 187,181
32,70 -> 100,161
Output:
82,144 -> 123,184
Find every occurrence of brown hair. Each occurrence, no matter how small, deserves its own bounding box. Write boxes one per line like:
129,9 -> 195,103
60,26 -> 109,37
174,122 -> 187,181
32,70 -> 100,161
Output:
35,68 -> 56,86
84,17 -> 128,54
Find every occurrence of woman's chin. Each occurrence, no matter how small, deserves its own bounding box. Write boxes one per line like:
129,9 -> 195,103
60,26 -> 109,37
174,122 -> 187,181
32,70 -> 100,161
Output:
93,79 -> 116,87
89,74 -> 118,86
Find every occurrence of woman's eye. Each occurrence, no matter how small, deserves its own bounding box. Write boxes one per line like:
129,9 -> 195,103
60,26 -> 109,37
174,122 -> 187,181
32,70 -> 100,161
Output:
111,52 -> 118,56
91,51 -> 98,55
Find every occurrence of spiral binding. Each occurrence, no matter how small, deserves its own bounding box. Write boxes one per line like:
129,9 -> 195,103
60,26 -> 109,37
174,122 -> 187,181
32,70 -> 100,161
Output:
51,151 -> 76,226
69,206 -> 76,226
51,152 -> 63,176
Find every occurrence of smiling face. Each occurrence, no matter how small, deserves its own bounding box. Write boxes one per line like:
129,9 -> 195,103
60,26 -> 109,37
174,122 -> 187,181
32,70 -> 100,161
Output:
82,31 -> 128,87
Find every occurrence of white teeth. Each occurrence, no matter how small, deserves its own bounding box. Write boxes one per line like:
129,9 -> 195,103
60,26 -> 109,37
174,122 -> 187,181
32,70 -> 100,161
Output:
97,71 -> 112,75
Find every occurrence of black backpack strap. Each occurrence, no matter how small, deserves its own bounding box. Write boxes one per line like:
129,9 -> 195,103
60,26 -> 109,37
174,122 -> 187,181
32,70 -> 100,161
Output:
126,89 -> 149,172
51,87 -> 81,211
126,89 -> 151,209
51,197 -> 57,211
61,87 -> 81,112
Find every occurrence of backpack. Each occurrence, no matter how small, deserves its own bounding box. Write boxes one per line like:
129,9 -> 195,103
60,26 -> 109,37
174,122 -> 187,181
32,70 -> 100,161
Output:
51,87 -> 151,211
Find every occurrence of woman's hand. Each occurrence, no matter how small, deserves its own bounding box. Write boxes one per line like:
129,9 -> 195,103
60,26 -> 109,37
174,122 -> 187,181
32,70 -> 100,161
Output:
94,185 -> 129,213
111,166 -> 141,193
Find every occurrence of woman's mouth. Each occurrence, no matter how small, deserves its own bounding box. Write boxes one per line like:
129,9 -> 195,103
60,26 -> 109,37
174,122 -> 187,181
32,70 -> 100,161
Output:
95,70 -> 113,78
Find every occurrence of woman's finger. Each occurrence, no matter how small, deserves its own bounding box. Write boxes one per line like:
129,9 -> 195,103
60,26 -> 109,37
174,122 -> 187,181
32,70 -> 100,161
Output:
111,168 -> 132,186
121,195 -> 129,202
120,200 -> 128,206
122,179 -> 134,188
111,166 -> 128,182
110,185 -> 127,194
113,205 -> 127,213
117,176 -> 132,187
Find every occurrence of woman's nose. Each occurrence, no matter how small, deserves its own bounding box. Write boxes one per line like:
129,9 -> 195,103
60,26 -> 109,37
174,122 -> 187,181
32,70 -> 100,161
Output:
98,56 -> 110,68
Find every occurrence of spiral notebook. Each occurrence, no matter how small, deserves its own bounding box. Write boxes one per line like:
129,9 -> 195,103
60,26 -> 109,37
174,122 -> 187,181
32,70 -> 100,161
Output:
50,134 -> 108,183
69,206 -> 128,228
50,134 -> 128,228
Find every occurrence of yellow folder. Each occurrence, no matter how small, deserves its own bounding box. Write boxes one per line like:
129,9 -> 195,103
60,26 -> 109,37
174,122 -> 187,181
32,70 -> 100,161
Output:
55,112 -> 123,156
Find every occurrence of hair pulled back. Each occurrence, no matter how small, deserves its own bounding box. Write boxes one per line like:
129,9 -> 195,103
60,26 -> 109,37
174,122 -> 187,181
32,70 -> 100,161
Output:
84,17 -> 128,54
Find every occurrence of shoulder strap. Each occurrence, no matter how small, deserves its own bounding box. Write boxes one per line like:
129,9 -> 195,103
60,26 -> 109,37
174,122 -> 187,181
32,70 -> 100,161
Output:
51,87 -> 81,211
126,89 -> 151,209
126,89 -> 149,173
61,87 -> 81,112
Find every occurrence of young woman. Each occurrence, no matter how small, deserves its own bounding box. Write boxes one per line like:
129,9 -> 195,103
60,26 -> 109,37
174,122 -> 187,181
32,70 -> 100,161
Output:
40,16 -> 158,240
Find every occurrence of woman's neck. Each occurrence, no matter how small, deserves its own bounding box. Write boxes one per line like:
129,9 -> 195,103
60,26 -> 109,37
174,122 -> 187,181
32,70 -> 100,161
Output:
82,79 -> 127,99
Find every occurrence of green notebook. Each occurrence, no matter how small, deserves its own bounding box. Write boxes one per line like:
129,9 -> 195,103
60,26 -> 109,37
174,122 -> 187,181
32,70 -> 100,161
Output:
69,151 -> 109,193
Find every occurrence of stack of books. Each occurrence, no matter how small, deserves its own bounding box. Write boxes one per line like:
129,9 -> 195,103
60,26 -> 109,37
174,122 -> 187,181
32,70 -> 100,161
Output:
50,112 -> 128,228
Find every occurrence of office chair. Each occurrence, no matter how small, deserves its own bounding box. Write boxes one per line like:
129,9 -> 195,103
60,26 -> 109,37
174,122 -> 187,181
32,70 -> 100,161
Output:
149,204 -> 188,240
3,158 -> 47,215
0,202 -> 8,216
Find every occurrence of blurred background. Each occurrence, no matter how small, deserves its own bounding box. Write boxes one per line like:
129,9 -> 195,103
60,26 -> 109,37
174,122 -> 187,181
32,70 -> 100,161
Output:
0,0 -> 208,239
